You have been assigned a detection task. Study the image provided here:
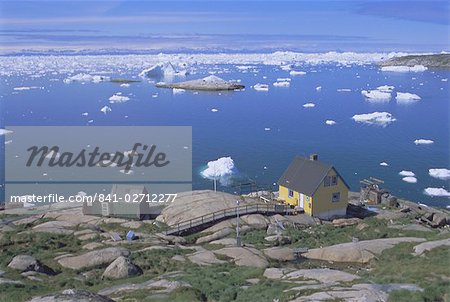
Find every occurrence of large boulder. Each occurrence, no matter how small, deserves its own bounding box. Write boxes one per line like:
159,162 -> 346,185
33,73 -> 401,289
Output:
196,228 -> 232,244
263,247 -> 295,261
8,255 -> 55,275
213,247 -> 268,268
28,289 -> 114,302
58,247 -> 130,270
241,214 -> 268,229
332,218 -> 361,227
156,190 -> 257,226
303,237 -> 425,263
413,238 -> 450,256
101,256 -> 142,279
187,250 -> 226,266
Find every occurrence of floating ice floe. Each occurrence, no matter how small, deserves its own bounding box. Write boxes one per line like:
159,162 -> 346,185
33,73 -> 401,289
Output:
81,112 -> 89,116
13,86 -> 43,91
290,70 -> 306,76
264,127 -> 271,131
120,83 -> 130,87
325,120 -> 336,125
380,162 -> 389,166
0,129 -> 13,136
337,88 -> 351,92
414,139 -> 434,145
402,177 -> 417,183
361,90 -> 391,101
277,78 -> 291,82
64,73 -> 110,83
211,108 -> 219,112
316,86 -> 322,91
139,62 -> 187,78
158,75 -> 244,91
395,92 -> 421,102
424,187 -> 450,197
273,81 -> 290,87
109,93 -> 130,103
100,106 -> 112,114
376,85 -> 395,92
381,65 -> 427,72
254,83 -> 269,91
173,88 -> 186,94
429,168 -> 450,180
352,112 -> 396,126
441,78 -> 448,82
201,157 -> 237,185
303,103 -> 316,108
399,170 -> 415,177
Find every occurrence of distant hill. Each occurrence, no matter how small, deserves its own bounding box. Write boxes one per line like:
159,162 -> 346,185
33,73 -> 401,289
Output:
380,54 -> 450,69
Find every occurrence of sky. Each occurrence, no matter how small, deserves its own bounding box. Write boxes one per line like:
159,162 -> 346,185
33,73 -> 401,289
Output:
0,0 -> 449,53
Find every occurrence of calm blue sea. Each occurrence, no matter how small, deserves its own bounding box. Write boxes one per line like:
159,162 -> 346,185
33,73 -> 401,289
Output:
1,63 -> 449,207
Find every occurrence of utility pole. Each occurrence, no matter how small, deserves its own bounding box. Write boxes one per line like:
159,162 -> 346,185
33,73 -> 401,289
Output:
236,199 -> 241,247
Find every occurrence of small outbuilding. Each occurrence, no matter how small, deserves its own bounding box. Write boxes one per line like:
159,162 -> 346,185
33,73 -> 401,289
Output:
278,154 -> 350,220
82,184 -> 160,220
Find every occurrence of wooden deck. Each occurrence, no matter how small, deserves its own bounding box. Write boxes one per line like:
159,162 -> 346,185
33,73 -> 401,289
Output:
164,203 -> 301,236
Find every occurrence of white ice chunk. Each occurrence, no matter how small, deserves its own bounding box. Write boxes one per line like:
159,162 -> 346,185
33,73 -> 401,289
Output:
380,162 -> 389,166
211,108 -> 219,112
402,176 -> 417,183
0,129 -> 13,136
100,106 -> 112,114
429,168 -> 450,180
414,139 -> 434,145
13,86 -> 43,91
376,85 -> 395,92
303,103 -> 316,108
361,90 -> 391,100
273,81 -> 290,87
290,70 -> 306,76
316,86 -> 322,91
399,170 -> 415,177
201,157 -> 236,181
109,93 -> 130,103
173,88 -> 186,94
120,83 -> 130,87
352,112 -> 396,126
396,92 -> 421,102
64,73 -> 109,83
381,65 -> 427,72
337,88 -> 351,92
254,83 -> 269,91
424,187 -> 450,197
325,120 -> 336,125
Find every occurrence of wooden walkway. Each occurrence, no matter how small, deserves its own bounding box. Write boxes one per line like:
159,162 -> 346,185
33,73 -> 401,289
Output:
164,203 -> 299,236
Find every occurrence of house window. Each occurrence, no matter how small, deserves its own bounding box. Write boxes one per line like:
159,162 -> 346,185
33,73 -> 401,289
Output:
331,176 -> 338,186
332,192 -> 340,203
306,196 -> 310,202
288,189 -> 294,198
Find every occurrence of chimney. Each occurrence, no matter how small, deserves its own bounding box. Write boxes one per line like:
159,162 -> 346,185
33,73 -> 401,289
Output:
310,154 -> 318,161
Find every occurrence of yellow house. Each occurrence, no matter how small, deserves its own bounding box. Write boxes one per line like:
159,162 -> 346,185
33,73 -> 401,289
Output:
278,154 -> 349,220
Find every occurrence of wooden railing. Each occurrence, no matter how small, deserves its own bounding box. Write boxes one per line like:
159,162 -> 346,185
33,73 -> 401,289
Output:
164,203 -> 297,236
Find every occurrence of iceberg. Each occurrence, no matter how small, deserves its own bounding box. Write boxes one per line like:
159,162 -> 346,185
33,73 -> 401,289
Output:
273,81 -> 290,87
290,70 -> 306,76
13,86 -> 43,91
172,88 -> 186,94
361,90 -> 391,101
303,103 -> 316,108
253,83 -> 269,91
201,157 -> 237,185
325,120 -> 336,125
139,62 -> 187,78
414,139 -> 434,145
211,108 -> 219,112
402,177 -> 417,183
64,73 -> 109,83
399,170 -> 415,177
380,162 -> 389,166
376,85 -> 395,92
381,65 -> 427,72
120,83 -> 130,87
100,106 -> 112,114
0,129 -> 13,136
316,86 -> 322,91
424,187 -> 450,197
109,93 -> 130,103
157,75 -> 244,91
429,168 -> 450,180
396,92 -> 421,102
352,112 -> 396,126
